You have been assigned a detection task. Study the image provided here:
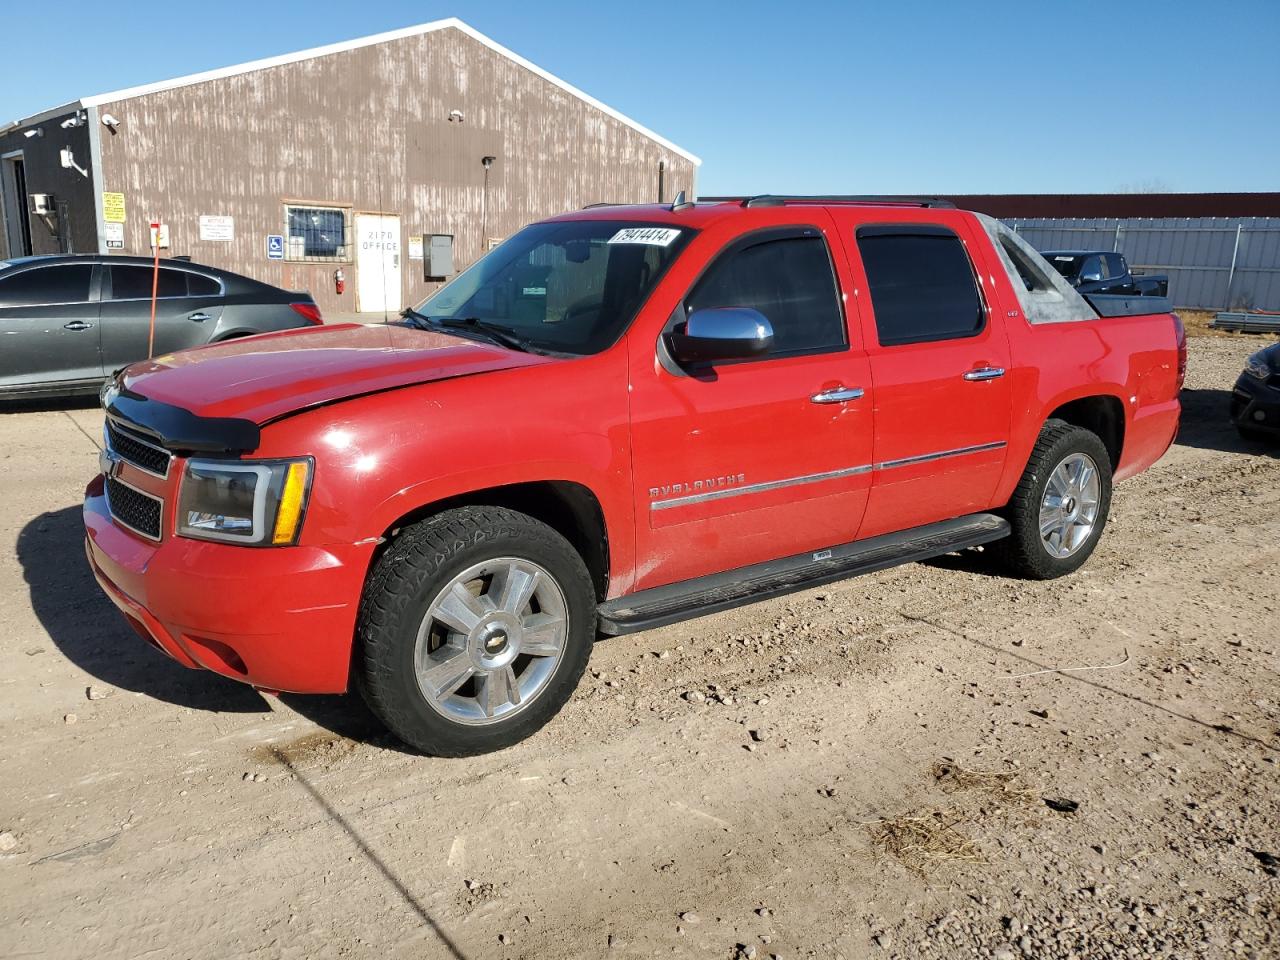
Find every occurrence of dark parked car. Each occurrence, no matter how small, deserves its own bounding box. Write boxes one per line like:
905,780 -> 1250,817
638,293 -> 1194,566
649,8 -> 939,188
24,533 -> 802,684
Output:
0,255 -> 322,399
1041,250 -> 1169,298
1231,341 -> 1280,440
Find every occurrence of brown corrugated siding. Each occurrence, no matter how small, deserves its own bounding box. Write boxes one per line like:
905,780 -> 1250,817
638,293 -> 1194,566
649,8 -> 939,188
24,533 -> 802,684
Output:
95,26 -> 696,314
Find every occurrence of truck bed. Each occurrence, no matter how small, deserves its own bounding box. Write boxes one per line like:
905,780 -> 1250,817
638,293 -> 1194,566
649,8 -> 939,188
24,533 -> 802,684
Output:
1084,293 -> 1175,318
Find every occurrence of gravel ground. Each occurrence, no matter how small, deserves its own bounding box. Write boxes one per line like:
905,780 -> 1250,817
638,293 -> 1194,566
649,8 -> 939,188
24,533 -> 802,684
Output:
0,334 -> 1277,960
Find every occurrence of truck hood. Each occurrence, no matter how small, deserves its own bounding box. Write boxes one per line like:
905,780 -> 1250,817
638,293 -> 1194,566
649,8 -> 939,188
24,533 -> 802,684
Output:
117,323 -> 555,424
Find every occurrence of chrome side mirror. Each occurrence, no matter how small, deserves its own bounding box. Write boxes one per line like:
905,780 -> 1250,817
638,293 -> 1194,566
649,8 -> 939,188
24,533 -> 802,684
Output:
667,307 -> 774,364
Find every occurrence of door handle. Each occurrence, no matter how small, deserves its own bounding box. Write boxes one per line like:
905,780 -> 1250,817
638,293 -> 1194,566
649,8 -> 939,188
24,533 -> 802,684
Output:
188,312 -> 211,322
963,366 -> 1006,381
810,386 -> 864,404
63,320 -> 93,331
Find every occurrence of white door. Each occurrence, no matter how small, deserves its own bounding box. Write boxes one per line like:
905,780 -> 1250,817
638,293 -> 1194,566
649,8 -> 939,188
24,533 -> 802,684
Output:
355,213 -> 402,314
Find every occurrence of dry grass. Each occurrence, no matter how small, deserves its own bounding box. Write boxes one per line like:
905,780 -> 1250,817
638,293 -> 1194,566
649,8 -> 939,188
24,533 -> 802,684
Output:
868,809 -> 984,873
931,760 -> 1039,806
868,761 -> 1046,873
1179,309 -> 1233,338
1178,308 -> 1280,340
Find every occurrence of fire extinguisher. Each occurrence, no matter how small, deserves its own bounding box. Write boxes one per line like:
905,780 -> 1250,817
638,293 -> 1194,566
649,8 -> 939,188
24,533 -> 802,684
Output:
334,267 -> 345,295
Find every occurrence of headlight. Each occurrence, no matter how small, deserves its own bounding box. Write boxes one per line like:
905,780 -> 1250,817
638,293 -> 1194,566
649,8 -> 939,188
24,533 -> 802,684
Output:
1244,351 -> 1272,380
177,458 -> 313,546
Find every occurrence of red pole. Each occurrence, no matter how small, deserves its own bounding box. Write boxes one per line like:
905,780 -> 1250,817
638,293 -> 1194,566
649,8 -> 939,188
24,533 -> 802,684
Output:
148,221 -> 160,359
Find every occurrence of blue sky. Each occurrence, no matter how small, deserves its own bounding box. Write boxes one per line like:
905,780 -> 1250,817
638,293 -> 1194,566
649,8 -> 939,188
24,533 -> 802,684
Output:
4,0 -> 1278,194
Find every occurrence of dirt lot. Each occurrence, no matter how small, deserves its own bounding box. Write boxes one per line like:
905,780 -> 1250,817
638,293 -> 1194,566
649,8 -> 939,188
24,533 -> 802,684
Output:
1,335 -> 1277,960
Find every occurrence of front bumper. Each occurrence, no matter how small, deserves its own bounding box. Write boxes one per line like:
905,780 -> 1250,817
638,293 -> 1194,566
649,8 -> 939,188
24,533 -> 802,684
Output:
84,477 -> 373,693
1230,372 -> 1280,436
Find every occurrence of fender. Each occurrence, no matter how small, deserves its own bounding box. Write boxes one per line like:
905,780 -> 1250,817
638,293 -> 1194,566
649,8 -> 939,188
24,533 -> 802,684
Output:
253,351 -> 639,595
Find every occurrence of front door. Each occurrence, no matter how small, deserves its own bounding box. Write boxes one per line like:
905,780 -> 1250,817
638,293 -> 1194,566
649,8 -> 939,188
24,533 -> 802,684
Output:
627,217 -> 874,591
828,212 -> 1013,539
356,214 -> 402,314
0,262 -> 102,390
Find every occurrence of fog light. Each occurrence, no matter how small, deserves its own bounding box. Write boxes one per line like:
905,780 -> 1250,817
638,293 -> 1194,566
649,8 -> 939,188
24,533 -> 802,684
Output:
1254,410 -> 1266,422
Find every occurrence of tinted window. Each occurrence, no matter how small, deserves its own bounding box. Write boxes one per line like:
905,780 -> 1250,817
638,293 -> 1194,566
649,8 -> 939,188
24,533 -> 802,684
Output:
1080,255 -> 1103,281
686,234 -> 844,356
110,266 -> 188,300
1045,254 -> 1084,279
187,273 -> 221,296
419,220 -> 692,356
0,265 -> 93,306
857,227 -> 983,346
1104,253 -> 1126,279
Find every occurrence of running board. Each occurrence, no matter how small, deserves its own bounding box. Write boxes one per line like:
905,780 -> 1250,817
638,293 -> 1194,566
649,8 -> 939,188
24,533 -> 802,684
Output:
597,513 -> 1009,636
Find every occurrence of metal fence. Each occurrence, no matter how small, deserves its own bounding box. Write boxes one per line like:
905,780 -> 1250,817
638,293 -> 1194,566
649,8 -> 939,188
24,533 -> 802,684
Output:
1005,217 -> 1280,312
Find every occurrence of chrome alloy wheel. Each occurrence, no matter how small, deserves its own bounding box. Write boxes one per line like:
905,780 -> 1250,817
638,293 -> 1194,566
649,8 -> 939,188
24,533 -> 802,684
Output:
1038,452 -> 1102,559
414,558 -> 568,725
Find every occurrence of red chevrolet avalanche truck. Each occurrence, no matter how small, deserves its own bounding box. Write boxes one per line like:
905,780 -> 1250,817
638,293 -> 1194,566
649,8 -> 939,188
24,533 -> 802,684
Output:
84,196 -> 1185,756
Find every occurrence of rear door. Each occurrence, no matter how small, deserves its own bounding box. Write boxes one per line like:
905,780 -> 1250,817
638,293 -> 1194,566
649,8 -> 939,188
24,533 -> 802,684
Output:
1104,253 -> 1135,295
0,263 -> 102,390
828,212 -> 1012,539
99,265 -> 224,371
627,214 -> 874,590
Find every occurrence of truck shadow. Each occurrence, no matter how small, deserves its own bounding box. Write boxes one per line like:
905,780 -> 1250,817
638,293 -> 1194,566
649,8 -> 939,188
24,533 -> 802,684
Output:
16,505 -> 401,749
18,505 -> 269,713
1175,388 -> 1278,457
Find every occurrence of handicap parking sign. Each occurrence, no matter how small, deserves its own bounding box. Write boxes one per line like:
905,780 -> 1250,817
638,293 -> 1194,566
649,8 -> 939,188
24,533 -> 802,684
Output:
266,234 -> 284,260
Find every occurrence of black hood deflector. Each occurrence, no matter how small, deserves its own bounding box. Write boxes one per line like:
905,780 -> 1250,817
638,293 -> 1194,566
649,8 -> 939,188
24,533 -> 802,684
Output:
107,386 -> 261,455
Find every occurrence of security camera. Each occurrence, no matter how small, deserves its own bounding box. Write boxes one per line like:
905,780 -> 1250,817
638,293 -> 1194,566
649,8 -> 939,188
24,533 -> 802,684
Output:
448,109 -> 464,123
22,128 -> 42,138
101,113 -> 120,132
60,113 -> 86,129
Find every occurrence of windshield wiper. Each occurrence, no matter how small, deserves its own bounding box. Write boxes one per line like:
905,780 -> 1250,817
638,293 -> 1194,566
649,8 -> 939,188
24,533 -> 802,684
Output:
400,307 -> 435,331
408,312 -> 533,353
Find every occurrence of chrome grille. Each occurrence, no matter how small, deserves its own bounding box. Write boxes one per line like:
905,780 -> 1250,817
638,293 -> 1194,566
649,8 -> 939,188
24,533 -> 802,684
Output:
106,476 -> 163,541
106,419 -> 172,477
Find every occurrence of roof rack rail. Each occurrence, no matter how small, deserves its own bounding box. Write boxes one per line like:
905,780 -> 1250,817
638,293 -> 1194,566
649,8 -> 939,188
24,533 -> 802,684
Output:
701,195 -> 956,209
583,201 -> 625,208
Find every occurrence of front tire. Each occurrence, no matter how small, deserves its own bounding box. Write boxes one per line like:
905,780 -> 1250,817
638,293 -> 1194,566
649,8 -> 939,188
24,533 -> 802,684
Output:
990,421 -> 1113,580
356,506 -> 596,756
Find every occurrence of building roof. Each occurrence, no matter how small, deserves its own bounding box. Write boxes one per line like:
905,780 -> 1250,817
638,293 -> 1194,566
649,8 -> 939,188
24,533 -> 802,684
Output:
936,193 -> 1280,219
11,18 -> 700,165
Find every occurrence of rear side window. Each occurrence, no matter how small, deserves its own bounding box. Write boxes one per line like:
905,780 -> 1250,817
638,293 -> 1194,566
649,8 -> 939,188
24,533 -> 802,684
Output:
686,233 -> 845,356
856,226 -> 984,346
110,266 -> 188,300
0,265 -> 93,306
187,273 -> 221,296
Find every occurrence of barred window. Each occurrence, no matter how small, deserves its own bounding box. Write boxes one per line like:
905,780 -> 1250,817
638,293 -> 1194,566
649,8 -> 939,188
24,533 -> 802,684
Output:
284,204 -> 350,262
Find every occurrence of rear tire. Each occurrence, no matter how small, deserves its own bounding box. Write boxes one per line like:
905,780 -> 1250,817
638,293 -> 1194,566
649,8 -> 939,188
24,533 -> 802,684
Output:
356,506 -> 596,756
989,421 -> 1113,580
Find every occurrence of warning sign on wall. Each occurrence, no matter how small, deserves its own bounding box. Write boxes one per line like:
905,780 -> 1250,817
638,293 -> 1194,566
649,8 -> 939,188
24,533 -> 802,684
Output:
199,215 -> 234,241
103,192 -> 125,223
104,222 -> 124,249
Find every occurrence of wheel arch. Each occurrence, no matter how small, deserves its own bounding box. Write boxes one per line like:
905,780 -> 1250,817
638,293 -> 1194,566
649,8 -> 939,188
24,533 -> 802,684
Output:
210,329 -> 260,342
371,479 -> 611,602
1044,393 -> 1126,470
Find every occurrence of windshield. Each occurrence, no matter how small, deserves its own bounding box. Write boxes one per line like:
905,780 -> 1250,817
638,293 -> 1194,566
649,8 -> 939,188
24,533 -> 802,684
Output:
1044,254 -> 1085,279
414,220 -> 693,355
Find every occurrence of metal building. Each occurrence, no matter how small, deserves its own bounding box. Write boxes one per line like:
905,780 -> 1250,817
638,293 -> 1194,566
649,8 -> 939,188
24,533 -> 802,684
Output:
0,18 -> 699,315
